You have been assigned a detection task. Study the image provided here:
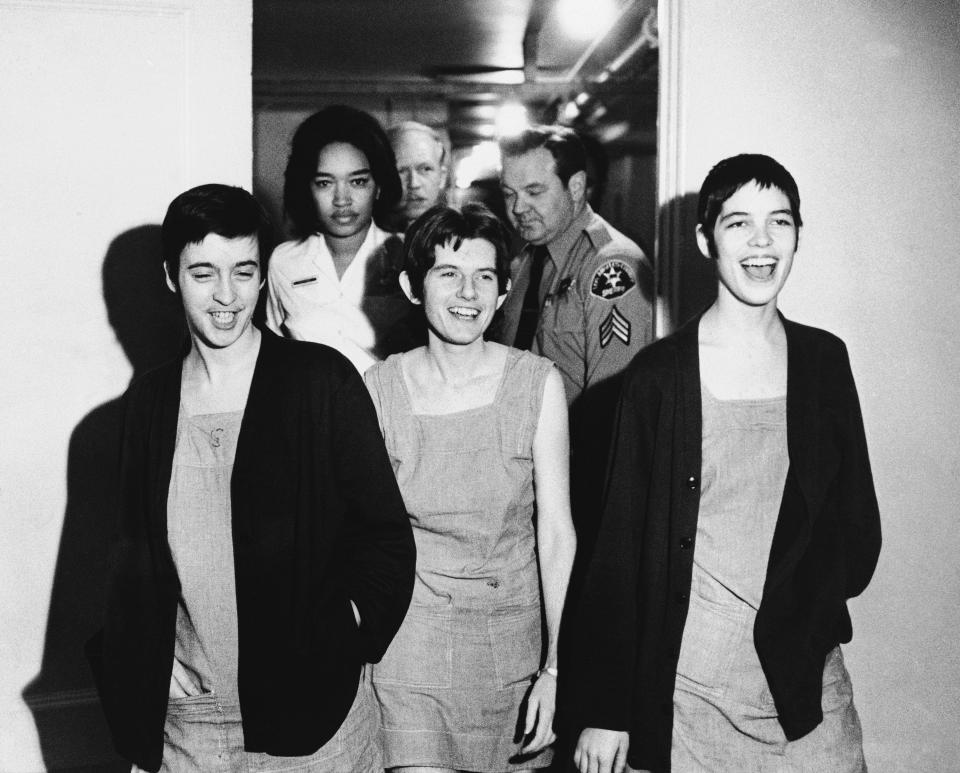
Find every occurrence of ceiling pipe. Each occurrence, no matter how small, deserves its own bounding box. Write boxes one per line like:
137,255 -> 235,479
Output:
523,0 -> 555,83
562,0 -> 641,83
594,5 -> 658,83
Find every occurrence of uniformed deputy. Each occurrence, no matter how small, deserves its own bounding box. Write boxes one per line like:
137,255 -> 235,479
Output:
495,126 -> 654,642
496,126 -> 653,408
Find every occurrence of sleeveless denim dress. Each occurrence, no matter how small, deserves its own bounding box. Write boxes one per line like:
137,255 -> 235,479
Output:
141,407 -> 381,773
669,385 -> 865,772
366,348 -> 554,772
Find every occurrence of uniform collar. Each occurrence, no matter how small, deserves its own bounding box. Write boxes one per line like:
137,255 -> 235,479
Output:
310,223 -> 388,279
534,204 -> 594,266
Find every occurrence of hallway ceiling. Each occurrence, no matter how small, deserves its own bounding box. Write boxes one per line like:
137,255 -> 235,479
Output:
254,0 -> 658,144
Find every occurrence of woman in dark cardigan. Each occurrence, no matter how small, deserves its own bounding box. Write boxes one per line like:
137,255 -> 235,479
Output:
572,155 -> 881,772
87,184 -> 415,772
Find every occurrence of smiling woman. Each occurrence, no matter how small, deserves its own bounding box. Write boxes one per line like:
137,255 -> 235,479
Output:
87,184 -> 416,772
169,234 -> 262,351
572,156 -> 880,773
411,237 -> 502,346
698,182 -> 799,312
364,204 -> 577,773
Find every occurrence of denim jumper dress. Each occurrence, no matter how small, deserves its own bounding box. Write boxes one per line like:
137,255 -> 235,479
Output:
670,385 -> 865,772
142,408 -> 380,773
367,348 -> 554,772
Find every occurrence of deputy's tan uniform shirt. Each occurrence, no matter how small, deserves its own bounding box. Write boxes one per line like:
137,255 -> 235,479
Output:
498,206 -> 654,406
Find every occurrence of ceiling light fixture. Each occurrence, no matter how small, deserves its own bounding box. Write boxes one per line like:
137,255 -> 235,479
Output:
495,102 -> 529,137
561,101 -> 580,122
455,141 -> 502,189
556,0 -> 619,40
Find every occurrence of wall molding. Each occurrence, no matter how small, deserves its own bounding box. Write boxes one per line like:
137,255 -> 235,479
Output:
0,0 -> 186,14
654,0 -> 683,336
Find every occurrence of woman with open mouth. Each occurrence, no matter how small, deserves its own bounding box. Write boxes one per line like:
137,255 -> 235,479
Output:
87,184 -> 415,772
364,203 -> 577,773
572,154 -> 881,773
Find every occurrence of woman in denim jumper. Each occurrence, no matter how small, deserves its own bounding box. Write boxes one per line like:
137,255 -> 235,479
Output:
88,185 -> 415,772
364,204 -> 577,773
573,155 -> 881,772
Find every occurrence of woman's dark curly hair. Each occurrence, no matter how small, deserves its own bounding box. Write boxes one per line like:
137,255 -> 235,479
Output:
283,105 -> 402,238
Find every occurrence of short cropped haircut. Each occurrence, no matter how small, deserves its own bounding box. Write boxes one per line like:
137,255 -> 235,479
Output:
387,120 -> 448,166
283,105 -> 402,238
403,204 -> 511,299
499,125 -> 586,186
697,154 -> 802,256
162,184 -> 272,288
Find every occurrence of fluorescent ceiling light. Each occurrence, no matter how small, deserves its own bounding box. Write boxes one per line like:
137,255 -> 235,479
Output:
556,0 -> 619,40
495,102 -> 528,137
455,141 -> 502,188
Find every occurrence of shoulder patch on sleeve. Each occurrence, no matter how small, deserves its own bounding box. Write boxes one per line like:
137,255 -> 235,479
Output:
590,259 -> 637,300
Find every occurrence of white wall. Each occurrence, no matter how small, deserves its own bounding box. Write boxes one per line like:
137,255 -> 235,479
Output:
0,1 -> 252,769
661,1 -> 960,769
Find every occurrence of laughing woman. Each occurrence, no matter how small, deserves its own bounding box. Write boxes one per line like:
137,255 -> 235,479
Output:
573,155 -> 881,773
364,204 -> 577,773
87,185 -> 415,772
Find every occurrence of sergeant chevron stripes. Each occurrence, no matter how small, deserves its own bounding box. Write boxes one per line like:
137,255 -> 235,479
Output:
599,305 -> 631,348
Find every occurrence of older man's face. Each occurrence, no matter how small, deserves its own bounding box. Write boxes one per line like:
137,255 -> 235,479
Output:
500,147 -> 578,245
394,130 -> 446,223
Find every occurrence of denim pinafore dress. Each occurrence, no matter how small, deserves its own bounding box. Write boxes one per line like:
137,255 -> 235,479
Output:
151,408 -> 381,773
671,384 -> 865,772
366,348 -> 554,772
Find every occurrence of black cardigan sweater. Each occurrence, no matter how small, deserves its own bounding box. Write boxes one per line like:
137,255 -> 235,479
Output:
87,329 -> 415,772
571,312 -> 881,771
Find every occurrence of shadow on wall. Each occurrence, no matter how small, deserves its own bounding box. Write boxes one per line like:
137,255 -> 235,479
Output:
659,191 -> 717,328
22,225 -> 186,771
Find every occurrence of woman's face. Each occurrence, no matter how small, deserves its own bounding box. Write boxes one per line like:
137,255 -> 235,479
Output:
698,181 -> 799,309
311,142 -> 378,239
414,238 -> 507,346
166,233 -> 262,351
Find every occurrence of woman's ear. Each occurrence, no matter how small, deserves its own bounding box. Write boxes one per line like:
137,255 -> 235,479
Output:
163,263 -> 177,293
495,277 -> 512,310
398,271 -> 421,305
695,224 -> 713,260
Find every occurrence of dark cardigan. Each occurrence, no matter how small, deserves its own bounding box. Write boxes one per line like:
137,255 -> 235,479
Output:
87,329 -> 415,772
570,312 -> 881,772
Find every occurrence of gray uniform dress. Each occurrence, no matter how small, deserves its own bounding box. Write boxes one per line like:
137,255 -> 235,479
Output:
365,348 -> 554,772
671,385 -> 865,772
154,408 -> 381,773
